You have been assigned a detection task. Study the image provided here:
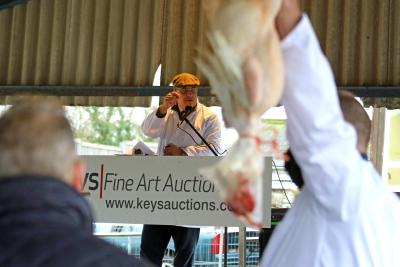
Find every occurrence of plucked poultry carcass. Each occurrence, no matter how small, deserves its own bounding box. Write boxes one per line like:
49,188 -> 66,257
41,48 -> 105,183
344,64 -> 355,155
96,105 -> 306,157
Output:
196,0 -> 284,228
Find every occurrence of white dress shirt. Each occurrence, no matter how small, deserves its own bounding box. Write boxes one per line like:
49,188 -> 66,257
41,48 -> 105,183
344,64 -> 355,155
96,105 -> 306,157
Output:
261,15 -> 400,267
141,102 -> 221,156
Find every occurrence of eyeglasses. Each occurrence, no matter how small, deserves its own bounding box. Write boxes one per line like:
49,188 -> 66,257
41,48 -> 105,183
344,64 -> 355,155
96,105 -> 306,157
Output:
175,86 -> 198,94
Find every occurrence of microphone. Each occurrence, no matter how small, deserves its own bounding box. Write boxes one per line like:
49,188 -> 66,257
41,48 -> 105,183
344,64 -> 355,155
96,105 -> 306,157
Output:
179,106 -> 192,125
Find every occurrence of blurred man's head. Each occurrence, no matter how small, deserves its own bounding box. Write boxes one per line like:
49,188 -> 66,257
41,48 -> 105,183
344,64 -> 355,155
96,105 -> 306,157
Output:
338,91 -> 371,154
171,73 -> 200,109
0,99 -> 84,189
285,90 -> 371,188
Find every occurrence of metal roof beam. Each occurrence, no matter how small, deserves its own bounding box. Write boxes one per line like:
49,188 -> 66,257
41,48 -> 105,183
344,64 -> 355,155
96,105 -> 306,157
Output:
0,85 -> 399,98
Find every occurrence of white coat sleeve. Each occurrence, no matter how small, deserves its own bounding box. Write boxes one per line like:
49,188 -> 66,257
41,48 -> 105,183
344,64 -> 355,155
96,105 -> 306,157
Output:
281,15 -> 366,219
141,108 -> 166,138
183,113 -> 222,156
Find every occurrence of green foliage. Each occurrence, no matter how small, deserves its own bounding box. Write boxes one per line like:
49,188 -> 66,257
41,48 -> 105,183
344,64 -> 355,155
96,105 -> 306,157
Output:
261,118 -> 286,127
70,107 -> 152,146
261,118 -> 288,149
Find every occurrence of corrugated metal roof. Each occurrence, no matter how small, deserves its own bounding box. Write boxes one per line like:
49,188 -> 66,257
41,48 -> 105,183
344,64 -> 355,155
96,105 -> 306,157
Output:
388,0 -> 400,85
0,0 -> 399,107
160,0 -> 206,84
302,0 -> 399,109
0,0 -> 164,106
300,0 -> 400,109
302,0 -> 391,86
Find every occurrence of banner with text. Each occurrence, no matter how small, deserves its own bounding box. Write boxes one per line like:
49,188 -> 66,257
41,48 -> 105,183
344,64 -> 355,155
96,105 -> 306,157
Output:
81,156 -> 272,227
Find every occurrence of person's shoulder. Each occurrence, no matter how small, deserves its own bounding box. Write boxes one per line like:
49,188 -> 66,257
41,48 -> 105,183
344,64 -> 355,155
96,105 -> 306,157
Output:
60,234 -> 144,267
197,103 -> 218,117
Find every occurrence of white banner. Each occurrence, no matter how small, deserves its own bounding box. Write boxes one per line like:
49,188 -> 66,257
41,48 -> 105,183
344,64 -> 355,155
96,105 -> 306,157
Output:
81,156 -> 272,227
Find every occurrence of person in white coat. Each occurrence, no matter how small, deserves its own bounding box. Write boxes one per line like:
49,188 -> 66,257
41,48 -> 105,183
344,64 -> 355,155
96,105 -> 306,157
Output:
140,73 -> 221,267
259,90 -> 372,253
142,73 -> 221,156
258,0 -> 400,266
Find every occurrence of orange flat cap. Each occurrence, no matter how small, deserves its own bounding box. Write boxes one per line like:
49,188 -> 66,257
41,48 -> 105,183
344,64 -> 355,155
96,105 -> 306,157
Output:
171,73 -> 200,87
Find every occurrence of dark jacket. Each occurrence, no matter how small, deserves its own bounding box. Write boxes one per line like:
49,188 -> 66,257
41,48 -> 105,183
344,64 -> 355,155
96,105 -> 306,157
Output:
0,176 -> 146,267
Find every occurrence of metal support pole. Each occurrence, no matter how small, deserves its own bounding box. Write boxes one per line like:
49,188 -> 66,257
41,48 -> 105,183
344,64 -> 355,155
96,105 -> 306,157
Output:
239,227 -> 246,267
370,108 -> 387,174
218,227 -> 224,267
224,227 -> 228,267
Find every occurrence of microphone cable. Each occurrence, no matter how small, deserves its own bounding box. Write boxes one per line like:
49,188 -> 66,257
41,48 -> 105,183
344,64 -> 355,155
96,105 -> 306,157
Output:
176,122 -> 227,156
272,159 -> 292,207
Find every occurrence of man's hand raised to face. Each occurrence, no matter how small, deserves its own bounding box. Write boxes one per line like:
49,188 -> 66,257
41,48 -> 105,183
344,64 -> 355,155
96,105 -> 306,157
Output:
159,92 -> 178,114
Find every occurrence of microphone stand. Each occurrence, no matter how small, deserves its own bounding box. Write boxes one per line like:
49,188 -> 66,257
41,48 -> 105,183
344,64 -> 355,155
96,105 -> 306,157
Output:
182,116 -> 218,156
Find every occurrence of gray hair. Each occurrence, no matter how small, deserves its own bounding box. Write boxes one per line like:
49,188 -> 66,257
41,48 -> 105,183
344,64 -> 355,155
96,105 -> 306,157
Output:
0,99 -> 76,182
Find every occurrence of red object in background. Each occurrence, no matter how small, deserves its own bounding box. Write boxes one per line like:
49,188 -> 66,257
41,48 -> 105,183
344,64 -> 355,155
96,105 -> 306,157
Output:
211,233 -> 225,254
